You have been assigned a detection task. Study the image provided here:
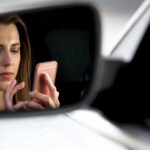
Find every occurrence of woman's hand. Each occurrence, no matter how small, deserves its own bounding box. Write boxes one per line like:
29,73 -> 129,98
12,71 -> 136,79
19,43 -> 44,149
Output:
29,72 -> 60,109
3,79 -> 46,111
4,79 -> 26,111
4,73 -> 60,111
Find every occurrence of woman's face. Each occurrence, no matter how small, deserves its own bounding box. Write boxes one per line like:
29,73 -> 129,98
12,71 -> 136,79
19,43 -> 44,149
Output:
0,23 -> 21,91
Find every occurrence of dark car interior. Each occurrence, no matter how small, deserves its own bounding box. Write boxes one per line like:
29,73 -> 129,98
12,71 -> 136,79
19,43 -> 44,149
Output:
19,5 -> 98,107
92,24 -> 149,125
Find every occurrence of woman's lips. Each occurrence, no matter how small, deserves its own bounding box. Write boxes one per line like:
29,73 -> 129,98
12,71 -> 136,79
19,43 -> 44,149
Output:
0,72 -> 14,80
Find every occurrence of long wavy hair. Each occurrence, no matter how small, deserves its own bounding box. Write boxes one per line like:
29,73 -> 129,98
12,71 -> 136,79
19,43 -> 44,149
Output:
0,15 -> 31,102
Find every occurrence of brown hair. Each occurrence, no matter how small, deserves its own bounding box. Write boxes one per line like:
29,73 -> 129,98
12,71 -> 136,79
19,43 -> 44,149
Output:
0,15 -> 31,102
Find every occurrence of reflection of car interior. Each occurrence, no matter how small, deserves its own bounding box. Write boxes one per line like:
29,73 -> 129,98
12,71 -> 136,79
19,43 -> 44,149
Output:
20,6 -> 97,106
92,24 -> 149,123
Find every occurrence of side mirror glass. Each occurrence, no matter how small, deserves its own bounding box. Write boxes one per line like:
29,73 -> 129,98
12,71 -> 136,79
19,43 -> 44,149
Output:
0,4 -> 101,115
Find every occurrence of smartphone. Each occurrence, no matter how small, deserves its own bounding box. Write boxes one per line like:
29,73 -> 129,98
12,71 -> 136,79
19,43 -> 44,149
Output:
32,61 -> 58,96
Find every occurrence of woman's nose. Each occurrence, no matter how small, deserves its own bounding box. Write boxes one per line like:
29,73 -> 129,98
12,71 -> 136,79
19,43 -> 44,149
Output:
2,51 -> 13,66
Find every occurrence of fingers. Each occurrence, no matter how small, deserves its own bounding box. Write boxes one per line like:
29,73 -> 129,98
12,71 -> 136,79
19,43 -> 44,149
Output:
41,73 -> 57,98
23,101 -> 45,110
29,91 -> 60,109
4,80 -> 25,111
13,101 -> 27,110
11,81 -> 25,98
4,80 -> 17,111
14,101 -> 45,111
41,73 -> 60,107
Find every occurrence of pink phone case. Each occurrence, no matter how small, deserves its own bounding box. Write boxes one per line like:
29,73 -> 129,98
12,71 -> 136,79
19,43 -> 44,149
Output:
32,61 -> 58,96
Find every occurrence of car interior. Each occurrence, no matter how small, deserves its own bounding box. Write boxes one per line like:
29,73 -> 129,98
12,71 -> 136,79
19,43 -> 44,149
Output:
18,5 -> 99,108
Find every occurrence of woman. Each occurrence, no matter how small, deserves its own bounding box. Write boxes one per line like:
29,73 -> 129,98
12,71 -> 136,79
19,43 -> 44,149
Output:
0,15 -> 59,111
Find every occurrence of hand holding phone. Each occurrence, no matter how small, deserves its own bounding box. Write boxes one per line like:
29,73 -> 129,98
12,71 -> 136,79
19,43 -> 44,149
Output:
32,61 -> 58,96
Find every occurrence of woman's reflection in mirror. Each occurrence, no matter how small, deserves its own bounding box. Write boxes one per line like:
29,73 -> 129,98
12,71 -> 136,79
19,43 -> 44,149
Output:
0,15 -> 60,111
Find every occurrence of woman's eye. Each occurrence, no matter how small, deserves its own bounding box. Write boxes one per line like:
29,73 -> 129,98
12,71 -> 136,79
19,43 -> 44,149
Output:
11,48 -> 20,53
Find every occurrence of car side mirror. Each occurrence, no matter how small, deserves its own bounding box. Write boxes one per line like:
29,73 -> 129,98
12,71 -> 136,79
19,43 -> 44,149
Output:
0,4 -> 104,116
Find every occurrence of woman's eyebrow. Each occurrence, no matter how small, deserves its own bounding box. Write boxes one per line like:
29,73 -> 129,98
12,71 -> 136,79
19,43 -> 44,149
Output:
11,43 -> 20,46
0,43 -> 20,48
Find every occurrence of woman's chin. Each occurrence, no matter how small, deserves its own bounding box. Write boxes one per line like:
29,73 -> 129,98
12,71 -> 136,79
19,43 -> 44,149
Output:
0,81 -> 11,91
